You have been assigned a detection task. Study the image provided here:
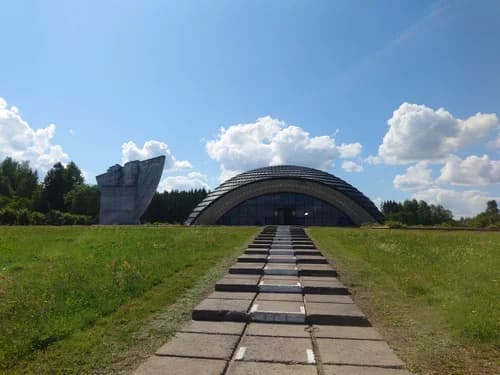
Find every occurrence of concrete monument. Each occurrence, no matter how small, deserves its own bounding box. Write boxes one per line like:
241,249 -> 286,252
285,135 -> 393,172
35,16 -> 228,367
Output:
96,156 -> 165,224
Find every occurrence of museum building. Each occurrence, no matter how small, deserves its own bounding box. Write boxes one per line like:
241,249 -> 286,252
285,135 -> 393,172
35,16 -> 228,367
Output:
186,165 -> 383,226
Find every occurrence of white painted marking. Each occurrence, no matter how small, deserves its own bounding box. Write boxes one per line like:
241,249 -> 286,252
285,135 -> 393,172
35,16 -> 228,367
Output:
306,349 -> 316,364
250,303 -> 259,313
259,280 -> 264,286
300,305 -> 305,314
235,346 -> 246,360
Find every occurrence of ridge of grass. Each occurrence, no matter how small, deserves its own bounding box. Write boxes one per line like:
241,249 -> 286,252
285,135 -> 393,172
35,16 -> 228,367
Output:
0,225 -> 258,373
308,227 -> 499,375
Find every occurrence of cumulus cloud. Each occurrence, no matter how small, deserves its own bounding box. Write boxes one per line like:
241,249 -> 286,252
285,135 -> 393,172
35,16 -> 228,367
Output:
377,102 -> 499,164
121,140 -> 192,170
342,161 -> 364,173
412,188 -> 499,218
158,171 -> 209,192
438,155 -> 500,186
338,142 -> 362,158
393,161 -> 433,191
206,116 -> 360,181
0,97 -> 69,174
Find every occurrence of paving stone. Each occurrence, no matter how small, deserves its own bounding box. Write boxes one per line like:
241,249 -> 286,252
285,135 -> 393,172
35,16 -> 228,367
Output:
181,320 -> 246,335
317,339 -> 406,368
215,277 -> 260,292
256,292 -> 303,302
269,249 -> 295,255
156,332 -> 239,359
323,365 -> 412,375
229,263 -> 264,274
299,264 -> 337,277
293,244 -> 317,250
264,263 -> 298,275
235,336 -> 314,364
259,277 -> 302,293
207,291 -> 256,300
301,276 -> 341,282
227,361 -> 317,375
313,325 -> 383,340
302,279 -> 349,295
248,243 -> 270,249
133,356 -> 226,375
238,254 -> 267,263
296,255 -> 327,264
267,255 -> 297,263
306,302 -> 369,326
192,298 -> 252,321
294,249 -> 322,256
244,249 -> 269,255
246,322 -> 311,337
250,300 -> 306,323
305,294 -> 354,304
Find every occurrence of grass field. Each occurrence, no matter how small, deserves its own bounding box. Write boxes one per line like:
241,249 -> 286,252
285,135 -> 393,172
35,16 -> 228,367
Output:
308,228 -> 500,375
0,226 -> 258,373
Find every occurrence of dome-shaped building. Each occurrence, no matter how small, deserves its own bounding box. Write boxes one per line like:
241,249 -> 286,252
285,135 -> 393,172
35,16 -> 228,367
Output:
186,165 -> 383,226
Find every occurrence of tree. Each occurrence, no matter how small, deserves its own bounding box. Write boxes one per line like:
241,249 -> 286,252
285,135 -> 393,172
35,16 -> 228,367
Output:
63,161 -> 84,194
42,162 -> 66,211
64,184 -> 100,218
486,200 -> 499,215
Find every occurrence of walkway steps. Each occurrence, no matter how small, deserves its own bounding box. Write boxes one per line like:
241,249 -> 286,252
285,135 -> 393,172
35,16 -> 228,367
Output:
134,226 -> 412,375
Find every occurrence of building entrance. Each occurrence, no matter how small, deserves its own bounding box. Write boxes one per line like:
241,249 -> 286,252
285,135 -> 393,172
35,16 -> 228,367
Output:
273,207 -> 295,225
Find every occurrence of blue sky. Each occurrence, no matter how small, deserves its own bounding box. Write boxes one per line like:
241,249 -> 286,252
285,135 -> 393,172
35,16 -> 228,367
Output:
1,0 -> 499,217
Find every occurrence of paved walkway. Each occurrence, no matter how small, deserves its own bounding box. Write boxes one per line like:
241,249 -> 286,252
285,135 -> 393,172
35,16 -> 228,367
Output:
134,226 -> 412,375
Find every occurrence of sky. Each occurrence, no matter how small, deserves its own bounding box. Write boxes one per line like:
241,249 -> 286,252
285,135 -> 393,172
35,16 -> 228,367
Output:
1,0 -> 499,218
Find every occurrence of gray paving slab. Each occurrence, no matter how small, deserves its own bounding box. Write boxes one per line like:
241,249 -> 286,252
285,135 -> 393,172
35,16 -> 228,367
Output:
156,332 -> 239,359
267,255 -> 297,263
293,244 -> 316,250
238,254 -> 267,262
180,320 -> 246,335
256,292 -> 304,302
305,294 -> 354,304
317,338 -> 406,368
313,325 -> 383,340
294,249 -> 322,256
302,279 -> 349,295
207,291 -> 256,300
192,298 -> 251,321
227,361 -> 317,375
323,365 -> 412,375
248,243 -> 270,249
306,302 -> 369,326
133,356 -> 226,375
269,249 -> 295,255
235,336 -> 315,364
250,300 -> 306,323
246,323 -> 311,337
296,255 -> 327,264
215,277 -> 260,292
244,249 -> 269,255
264,263 -> 298,275
229,263 -> 264,274
299,264 -> 337,277
259,277 -> 302,293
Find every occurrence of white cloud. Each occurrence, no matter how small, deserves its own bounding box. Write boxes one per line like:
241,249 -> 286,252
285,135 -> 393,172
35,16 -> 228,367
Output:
342,161 -> 364,173
412,188 -> 499,218
206,116 -> 360,181
393,161 -> 433,191
438,155 -> 500,186
0,96 -> 69,174
121,140 -> 192,171
158,171 -> 209,192
338,142 -> 362,158
377,103 -> 499,164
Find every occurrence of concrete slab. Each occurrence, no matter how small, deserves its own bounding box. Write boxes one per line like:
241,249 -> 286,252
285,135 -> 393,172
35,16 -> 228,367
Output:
314,325 -> 383,340
296,255 -> 327,264
156,332 -> 239,360
133,356 -> 226,375
207,291 -> 256,300
294,249 -> 322,256
299,264 -> 337,277
215,277 -> 260,292
246,323 -> 311,337
323,365 -> 412,375
269,249 -> 295,255
244,249 -> 269,255
235,336 -> 314,364
248,243 -> 270,249
301,276 -> 341,282
305,294 -> 354,304
317,338 -> 406,368
259,276 -> 302,293
229,263 -> 264,274
227,362 -> 317,375
181,320 -> 246,335
267,255 -> 297,263
256,292 -> 304,302
238,255 -> 267,263
306,302 -> 369,326
192,298 -> 252,322
293,244 -> 316,250
302,279 -> 349,295
250,300 -> 306,323
264,263 -> 299,275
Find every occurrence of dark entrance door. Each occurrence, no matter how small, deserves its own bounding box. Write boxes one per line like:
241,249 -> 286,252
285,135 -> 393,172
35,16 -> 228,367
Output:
273,207 -> 295,225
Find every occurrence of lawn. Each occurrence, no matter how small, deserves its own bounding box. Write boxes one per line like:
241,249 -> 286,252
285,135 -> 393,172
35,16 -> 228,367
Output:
0,225 -> 258,373
308,228 -> 500,375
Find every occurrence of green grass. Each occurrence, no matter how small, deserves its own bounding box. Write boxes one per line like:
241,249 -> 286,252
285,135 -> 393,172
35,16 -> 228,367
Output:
0,225 -> 258,373
308,228 -> 500,374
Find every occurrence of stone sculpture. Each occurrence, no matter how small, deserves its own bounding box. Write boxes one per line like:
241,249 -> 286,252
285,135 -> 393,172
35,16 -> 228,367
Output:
96,156 -> 165,224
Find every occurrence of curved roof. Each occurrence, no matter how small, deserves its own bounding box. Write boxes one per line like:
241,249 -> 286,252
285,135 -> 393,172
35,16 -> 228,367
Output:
186,165 -> 383,225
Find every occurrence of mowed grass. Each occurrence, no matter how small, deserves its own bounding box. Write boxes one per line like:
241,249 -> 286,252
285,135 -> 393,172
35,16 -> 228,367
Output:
308,228 -> 499,375
0,226 -> 258,373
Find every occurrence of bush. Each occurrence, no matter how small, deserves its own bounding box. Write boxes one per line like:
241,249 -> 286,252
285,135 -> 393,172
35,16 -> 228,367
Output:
0,208 -> 17,225
31,211 -> 46,225
16,209 -> 32,225
45,210 -> 65,225
385,220 -> 407,229
62,212 -> 92,225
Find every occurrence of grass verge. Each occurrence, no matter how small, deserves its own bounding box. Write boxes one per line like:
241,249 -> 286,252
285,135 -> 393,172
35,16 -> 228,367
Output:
308,227 -> 499,375
0,225 -> 258,373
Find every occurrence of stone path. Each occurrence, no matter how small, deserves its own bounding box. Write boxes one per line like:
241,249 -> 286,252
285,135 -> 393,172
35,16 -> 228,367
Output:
134,226 -> 412,375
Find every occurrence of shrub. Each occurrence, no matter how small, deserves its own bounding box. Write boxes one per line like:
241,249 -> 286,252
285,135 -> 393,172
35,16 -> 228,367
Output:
16,209 -> 32,225
45,210 -> 65,225
385,220 -> 407,229
31,211 -> 46,225
0,208 -> 17,225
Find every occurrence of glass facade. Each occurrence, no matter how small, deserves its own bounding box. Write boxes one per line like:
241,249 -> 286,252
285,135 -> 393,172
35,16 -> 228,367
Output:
216,192 -> 354,226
